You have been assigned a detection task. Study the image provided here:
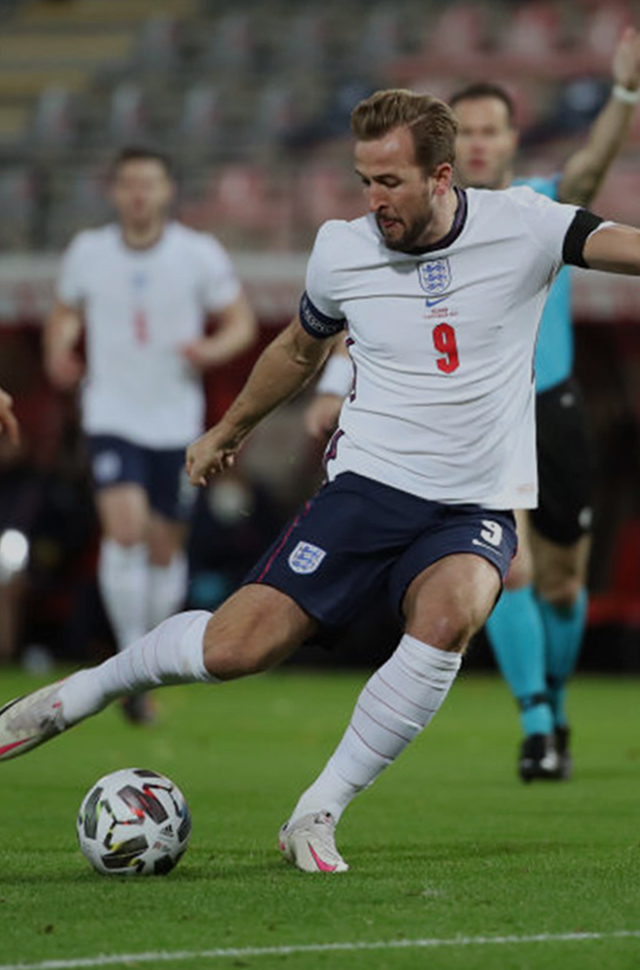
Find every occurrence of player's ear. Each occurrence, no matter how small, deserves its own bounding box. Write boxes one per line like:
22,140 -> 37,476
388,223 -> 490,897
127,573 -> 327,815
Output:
431,163 -> 454,195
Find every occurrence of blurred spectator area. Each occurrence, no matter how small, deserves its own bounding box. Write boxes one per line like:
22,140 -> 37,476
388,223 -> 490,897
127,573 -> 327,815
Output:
0,0 -> 639,249
1,0 -> 640,665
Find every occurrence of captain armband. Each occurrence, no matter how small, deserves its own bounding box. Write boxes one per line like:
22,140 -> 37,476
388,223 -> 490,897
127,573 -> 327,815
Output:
299,292 -> 346,339
562,210 -> 605,268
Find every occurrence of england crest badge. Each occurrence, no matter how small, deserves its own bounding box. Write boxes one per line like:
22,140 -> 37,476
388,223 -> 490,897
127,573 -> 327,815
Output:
288,541 -> 327,575
417,257 -> 451,296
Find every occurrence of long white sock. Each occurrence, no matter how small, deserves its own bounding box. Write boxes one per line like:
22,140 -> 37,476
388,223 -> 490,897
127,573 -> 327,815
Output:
148,552 -> 189,629
98,539 -> 149,650
58,610 -> 214,725
289,635 -> 462,824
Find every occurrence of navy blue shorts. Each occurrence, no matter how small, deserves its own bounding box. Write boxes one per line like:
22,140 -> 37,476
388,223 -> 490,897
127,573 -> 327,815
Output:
243,472 -> 517,628
86,434 -> 196,522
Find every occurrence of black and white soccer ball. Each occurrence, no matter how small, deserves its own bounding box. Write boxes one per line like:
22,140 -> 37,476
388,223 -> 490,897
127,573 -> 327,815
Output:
76,767 -> 191,876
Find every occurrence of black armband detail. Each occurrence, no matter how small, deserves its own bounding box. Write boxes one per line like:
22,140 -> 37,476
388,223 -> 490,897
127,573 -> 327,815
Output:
299,291 -> 346,339
562,209 -> 604,267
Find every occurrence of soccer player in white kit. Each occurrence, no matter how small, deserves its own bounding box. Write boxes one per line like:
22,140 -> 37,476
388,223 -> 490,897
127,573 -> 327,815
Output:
3,91 -> 640,873
43,147 -> 256,723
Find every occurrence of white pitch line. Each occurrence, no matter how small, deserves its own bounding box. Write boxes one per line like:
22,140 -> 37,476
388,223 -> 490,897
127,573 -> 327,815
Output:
1,930 -> 640,970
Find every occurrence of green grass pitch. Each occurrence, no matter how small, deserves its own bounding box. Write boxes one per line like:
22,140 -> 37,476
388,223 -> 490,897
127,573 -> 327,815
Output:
0,666 -> 639,970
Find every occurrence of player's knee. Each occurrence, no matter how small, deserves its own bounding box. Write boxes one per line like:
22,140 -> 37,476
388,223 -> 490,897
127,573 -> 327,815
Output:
538,575 -> 584,610
409,608 -> 477,653
104,526 -> 146,548
201,595 -> 309,680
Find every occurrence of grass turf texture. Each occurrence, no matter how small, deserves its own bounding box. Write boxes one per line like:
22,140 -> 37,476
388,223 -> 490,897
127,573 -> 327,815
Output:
0,667 -> 638,970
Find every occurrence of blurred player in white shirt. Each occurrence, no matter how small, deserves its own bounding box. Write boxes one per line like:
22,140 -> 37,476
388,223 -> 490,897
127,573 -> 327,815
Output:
43,147 -> 256,722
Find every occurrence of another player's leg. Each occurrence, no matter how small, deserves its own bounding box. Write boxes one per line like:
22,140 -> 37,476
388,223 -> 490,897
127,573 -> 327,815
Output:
0,584 -> 316,761
484,511 -> 558,781
280,553 -> 501,873
95,482 -> 157,723
531,530 -> 591,780
529,375 -> 594,779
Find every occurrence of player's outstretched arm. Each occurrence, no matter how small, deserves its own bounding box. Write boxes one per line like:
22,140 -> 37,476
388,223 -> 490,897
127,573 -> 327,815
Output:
186,316 -> 335,485
43,300 -> 85,391
180,291 -> 258,370
583,223 -> 640,274
558,26 -> 640,207
0,387 -> 19,446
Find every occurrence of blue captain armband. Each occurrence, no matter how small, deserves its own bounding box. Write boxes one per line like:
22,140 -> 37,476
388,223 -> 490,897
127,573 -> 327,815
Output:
299,292 -> 346,338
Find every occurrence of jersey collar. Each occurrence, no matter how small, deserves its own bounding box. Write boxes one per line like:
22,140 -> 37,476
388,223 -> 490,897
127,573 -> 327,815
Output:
407,187 -> 468,255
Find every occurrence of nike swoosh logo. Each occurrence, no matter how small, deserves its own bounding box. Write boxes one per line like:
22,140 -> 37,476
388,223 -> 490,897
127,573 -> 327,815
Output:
425,295 -> 448,307
308,842 -> 337,872
472,539 -> 498,552
0,736 -> 33,758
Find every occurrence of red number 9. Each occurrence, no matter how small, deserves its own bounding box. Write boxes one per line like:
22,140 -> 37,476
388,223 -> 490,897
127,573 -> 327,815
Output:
432,323 -> 459,374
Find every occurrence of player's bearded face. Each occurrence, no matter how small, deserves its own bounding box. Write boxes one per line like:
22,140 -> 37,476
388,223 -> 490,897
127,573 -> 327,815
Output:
355,129 -> 444,252
374,185 -> 437,251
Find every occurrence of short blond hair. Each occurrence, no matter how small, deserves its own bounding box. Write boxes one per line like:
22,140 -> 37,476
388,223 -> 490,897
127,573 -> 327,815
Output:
351,89 -> 457,177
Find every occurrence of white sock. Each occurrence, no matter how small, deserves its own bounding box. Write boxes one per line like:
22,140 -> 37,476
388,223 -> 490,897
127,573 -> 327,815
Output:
148,552 -> 189,628
289,635 -> 462,824
58,610 -> 215,725
98,539 -> 149,650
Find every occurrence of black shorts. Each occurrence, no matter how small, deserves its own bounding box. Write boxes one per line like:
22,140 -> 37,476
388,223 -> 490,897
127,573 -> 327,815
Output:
86,434 -> 196,523
530,377 -> 594,545
243,472 -> 516,628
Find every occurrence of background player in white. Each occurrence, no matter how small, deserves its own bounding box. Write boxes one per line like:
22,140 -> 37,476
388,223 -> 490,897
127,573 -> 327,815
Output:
305,27 -> 640,781
43,146 -> 256,723
3,90 -> 640,875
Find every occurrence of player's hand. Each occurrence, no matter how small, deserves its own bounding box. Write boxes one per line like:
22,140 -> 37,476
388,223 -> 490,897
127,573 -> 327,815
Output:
0,388 -> 19,446
304,393 -> 343,441
612,26 -> 640,90
185,425 -> 239,486
45,352 -> 85,391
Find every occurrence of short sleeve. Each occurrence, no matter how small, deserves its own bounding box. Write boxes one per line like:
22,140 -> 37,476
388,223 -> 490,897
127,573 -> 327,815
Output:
198,235 -> 242,312
57,234 -> 90,306
301,222 -> 346,338
510,187 -> 579,267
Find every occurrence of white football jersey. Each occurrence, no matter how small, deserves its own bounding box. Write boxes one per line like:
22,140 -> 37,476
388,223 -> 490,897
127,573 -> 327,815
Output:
57,222 -> 241,447
304,186 -> 581,509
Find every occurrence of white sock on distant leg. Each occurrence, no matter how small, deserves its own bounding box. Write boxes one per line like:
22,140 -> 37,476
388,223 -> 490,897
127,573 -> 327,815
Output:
289,635 -> 462,824
148,552 -> 189,628
98,539 -> 150,650
58,611 -> 215,725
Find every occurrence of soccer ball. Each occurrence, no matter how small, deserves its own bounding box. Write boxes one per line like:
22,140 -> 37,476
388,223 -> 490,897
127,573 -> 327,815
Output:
76,767 -> 191,876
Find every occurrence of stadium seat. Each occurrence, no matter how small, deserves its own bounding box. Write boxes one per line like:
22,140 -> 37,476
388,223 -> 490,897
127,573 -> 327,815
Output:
353,3 -> 403,72
424,2 -> 489,59
498,2 -> 562,63
32,88 -> 76,150
0,170 -> 35,250
200,11 -> 257,74
107,82 -> 147,144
